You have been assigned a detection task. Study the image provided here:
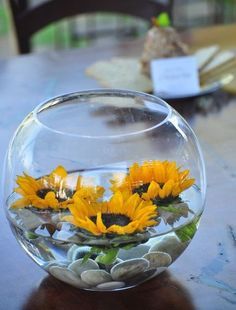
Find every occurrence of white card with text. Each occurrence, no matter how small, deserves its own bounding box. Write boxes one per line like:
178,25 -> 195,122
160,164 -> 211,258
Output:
151,56 -> 200,98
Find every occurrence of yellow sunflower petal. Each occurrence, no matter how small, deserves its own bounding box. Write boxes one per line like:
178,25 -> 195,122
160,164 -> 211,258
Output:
129,163 -> 142,184
136,204 -> 156,216
69,199 -> 89,218
171,185 -> 181,197
52,165 -> 67,179
28,196 -> 48,209
44,192 -> 59,208
23,174 -> 41,191
106,224 -> 125,234
107,221 -> 139,234
96,212 -> 107,233
75,176 -> 82,191
84,217 -> 101,235
109,191 -> 123,213
143,219 -> 158,228
63,215 -> 75,224
124,193 -> 141,218
123,221 -> 140,234
181,178 -> 195,190
142,181 -> 160,200
142,163 -> 153,183
162,179 -> 174,197
96,186 -> 105,198
159,188 -> 166,199
14,187 -> 25,195
153,161 -> 165,183
180,169 -> 190,180
16,179 -> 37,195
11,197 -> 31,208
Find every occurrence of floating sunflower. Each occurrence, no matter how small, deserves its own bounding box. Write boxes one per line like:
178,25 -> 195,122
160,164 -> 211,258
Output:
111,161 -> 195,205
11,166 -> 104,210
64,191 -> 158,236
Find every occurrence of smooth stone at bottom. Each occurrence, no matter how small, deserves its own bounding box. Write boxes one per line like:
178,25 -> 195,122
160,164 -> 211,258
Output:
96,257 -> 123,273
43,260 -> 69,271
154,266 -> 167,276
111,258 -> 149,281
68,258 -> 99,276
143,251 -> 172,268
96,281 -> 125,290
67,245 -> 79,261
81,269 -> 112,286
126,266 -> 167,287
125,268 -> 157,286
118,244 -> 150,260
49,266 -> 89,288
71,246 -> 94,261
149,236 -> 189,261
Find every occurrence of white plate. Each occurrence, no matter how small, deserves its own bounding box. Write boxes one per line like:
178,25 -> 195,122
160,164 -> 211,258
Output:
157,74 -> 234,100
157,83 -> 219,100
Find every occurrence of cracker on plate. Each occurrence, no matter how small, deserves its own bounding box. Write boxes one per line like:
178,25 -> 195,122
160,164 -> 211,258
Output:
86,57 -> 152,93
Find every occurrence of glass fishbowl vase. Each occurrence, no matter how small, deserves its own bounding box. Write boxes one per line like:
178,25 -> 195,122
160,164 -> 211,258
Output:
3,89 -> 206,291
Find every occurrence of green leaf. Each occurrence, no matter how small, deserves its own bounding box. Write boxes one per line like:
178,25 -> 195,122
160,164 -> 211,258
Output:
90,246 -> 103,254
82,252 -> 92,264
82,246 -> 102,264
157,12 -> 171,27
176,221 -> 197,242
25,231 -> 39,240
96,248 -> 119,265
121,243 -> 137,250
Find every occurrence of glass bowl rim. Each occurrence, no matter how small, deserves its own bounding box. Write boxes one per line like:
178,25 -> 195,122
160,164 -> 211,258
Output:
32,88 -> 172,139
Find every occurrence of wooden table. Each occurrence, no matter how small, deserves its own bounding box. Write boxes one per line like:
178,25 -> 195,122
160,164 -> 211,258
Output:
0,25 -> 236,310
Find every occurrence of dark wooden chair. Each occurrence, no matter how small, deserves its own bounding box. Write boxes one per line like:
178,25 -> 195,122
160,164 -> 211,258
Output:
8,0 -> 174,54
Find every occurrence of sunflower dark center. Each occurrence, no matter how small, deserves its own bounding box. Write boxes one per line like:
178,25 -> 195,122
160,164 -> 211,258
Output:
132,183 -> 150,196
90,214 -> 131,228
36,188 -> 74,202
36,188 -> 53,199
133,182 -> 167,197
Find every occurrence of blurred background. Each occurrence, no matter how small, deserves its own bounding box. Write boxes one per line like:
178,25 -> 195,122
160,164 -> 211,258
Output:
0,0 -> 236,58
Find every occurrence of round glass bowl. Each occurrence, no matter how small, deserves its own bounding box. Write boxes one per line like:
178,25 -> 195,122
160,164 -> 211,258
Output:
3,89 -> 206,291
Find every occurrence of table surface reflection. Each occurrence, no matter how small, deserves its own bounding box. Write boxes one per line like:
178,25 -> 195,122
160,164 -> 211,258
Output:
0,24 -> 236,310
